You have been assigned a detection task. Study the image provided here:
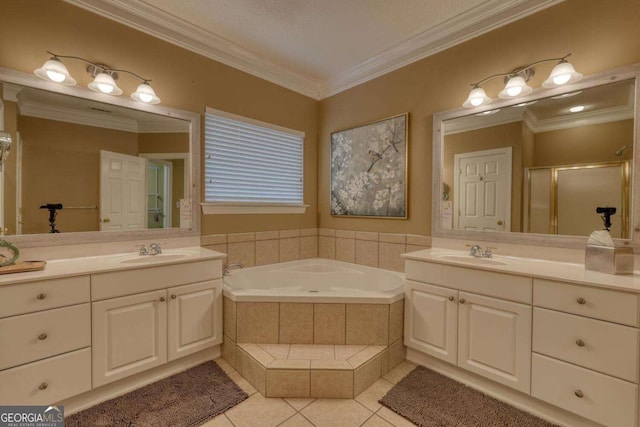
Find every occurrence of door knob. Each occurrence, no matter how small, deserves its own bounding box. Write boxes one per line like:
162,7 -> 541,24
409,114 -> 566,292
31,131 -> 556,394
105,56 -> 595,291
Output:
497,220 -> 504,226
102,218 -> 111,223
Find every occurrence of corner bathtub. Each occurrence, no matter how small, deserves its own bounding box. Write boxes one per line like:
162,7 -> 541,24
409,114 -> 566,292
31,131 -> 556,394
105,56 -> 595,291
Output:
222,258 -> 404,304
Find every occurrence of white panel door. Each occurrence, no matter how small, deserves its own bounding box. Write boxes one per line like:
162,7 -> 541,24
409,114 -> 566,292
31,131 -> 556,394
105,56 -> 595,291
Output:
167,280 -> 222,361
454,148 -> 511,231
100,150 -> 147,231
404,281 -> 458,364
458,292 -> 532,393
92,290 -> 167,387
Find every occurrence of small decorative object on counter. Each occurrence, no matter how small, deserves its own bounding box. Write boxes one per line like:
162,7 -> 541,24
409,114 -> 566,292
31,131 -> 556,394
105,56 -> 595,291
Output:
585,207 -> 634,275
0,239 -> 19,266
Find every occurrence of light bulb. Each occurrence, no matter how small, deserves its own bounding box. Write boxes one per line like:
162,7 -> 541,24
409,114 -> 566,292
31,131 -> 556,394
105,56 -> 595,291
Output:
499,76 -> 532,99
507,85 -> 523,97
552,73 -> 571,85
46,70 -> 66,83
138,92 -> 153,103
97,82 -> 114,94
131,82 -> 161,104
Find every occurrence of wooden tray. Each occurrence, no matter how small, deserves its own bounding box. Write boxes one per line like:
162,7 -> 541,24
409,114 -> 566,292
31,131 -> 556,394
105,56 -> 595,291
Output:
0,261 -> 47,275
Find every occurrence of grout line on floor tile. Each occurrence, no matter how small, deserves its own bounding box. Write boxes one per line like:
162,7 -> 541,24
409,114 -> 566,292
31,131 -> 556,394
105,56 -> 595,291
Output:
224,413 -> 238,427
359,412 -> 377,427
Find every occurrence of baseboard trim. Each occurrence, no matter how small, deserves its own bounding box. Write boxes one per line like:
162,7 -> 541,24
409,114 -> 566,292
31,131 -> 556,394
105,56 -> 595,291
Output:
58,346 -> 221,415
406,349 -> 601,427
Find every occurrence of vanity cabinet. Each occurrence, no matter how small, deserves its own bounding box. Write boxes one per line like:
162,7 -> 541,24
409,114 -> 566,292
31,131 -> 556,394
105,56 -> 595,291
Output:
405,276 -> 532,393
0,275 -> 92,405
405,255 -> 640,427
92,278 -> 222,387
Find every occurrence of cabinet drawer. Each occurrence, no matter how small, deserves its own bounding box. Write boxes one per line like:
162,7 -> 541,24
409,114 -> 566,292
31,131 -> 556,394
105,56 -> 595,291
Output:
0,276 -> 90,318
532,353 -> 637,427
92,259 -> 222,300
533,279 -> 639,326
405,260 -> 532,303
0,348 -> 91,405
0,304 -> 91,370
533,308 -> 639,382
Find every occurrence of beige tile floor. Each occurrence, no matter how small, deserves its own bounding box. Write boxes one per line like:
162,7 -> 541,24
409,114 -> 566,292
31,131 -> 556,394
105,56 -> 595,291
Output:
203,358 -> 418,427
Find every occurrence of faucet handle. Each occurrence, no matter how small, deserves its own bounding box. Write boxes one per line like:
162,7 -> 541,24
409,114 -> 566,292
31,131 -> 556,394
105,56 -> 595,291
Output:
136,244 -> 148,256
483,246 -> 497,258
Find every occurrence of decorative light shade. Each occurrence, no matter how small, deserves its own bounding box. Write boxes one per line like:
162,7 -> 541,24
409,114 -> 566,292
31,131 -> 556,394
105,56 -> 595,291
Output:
131,82 -> 161,104
542,60 -> 583,88
499,76 -> 533,99
462,86 -> 491,108
34,58 -> 76,85
88,72 -> 123,95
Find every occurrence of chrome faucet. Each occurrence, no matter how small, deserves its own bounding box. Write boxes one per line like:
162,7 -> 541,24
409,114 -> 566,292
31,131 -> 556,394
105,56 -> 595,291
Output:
467,244 -> 483,257
148,243 -> 162,256
223,263 -> 245,277
466,244 -> 495,258
138,244 -> 149,256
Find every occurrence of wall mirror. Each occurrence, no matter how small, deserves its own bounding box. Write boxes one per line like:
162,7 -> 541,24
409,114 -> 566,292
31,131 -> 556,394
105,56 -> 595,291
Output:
433,65 -> 640,248
0,68 -> 200,247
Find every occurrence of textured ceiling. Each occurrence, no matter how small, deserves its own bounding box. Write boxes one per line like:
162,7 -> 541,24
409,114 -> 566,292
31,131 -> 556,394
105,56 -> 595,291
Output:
143,0 -> 487,81
66,0 -> 564,98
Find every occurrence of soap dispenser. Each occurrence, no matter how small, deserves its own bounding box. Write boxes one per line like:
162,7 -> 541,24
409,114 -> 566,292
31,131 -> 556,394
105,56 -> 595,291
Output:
585,206 -> 634,274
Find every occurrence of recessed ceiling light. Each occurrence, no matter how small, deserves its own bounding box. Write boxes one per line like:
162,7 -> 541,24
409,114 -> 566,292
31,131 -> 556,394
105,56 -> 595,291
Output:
513,101 -> 537,107
569,105 -> 585,113
552,90 -> 582,99
475,109 -> 501,116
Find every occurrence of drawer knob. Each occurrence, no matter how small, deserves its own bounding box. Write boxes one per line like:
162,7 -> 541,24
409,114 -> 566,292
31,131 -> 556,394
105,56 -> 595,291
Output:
171,294 -> 177,300
459,298 -> 466,304
448,296 -> 455,302
574,390 -> 584,398
36,293 -> 47,300
576,339 -> 586,347
160,296 -> 166,302
576,297 -> 586,305
39,382 -> 48,390
38,333 -> 48,341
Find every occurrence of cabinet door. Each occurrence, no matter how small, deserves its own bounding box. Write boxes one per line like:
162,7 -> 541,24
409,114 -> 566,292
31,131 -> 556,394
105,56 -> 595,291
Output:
167,280 -> 222,361
404,280 -> 458,364
458,292 -> 532,394
92,289 -> 167,387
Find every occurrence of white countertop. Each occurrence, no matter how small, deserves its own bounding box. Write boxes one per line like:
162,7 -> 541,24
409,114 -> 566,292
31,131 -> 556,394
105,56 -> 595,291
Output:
0,247 -> 226,287
403,248 -> 640,294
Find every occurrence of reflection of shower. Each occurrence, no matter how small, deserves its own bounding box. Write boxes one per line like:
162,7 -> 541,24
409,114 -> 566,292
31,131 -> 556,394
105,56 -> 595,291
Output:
615,144 -> 631,156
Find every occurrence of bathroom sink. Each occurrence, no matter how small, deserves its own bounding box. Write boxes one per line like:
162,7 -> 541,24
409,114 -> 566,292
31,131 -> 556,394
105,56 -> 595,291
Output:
119,254 -> 188,264
437,255 -> 508,266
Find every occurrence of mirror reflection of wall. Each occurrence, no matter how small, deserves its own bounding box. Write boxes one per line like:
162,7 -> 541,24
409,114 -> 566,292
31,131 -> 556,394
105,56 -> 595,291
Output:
1,83 -> 190,235
442,79 -> 634,238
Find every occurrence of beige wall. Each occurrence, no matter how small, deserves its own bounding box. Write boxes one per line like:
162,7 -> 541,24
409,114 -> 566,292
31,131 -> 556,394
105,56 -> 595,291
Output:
1,0 -> 638,238
18,115 -> 138,234
0,0 -> 318,235
444,122 -> 523,232
318,0 -> 640,235
532,119 -> 633,167
138,133 -> 189,154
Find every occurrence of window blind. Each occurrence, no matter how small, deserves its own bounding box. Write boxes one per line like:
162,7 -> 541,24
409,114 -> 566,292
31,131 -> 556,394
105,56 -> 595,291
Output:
204,108 -> 304,204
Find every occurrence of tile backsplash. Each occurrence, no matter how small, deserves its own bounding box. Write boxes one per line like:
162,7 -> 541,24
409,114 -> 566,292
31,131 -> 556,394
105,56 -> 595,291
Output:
201,228 -> 430,272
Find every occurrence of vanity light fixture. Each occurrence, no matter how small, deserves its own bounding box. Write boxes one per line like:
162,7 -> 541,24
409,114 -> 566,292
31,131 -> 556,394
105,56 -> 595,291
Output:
34,51 -> 161,104
462,53 -> 582,108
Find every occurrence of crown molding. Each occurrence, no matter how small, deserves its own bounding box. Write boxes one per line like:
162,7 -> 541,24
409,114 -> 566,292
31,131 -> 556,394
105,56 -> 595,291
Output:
63,0 -> 322,99
319,0 -> 564,98
64,0 -> 563,100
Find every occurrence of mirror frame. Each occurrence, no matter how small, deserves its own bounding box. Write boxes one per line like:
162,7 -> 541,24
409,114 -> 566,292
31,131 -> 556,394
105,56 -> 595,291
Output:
0,67 -> 201,247
432,63 -> 640,249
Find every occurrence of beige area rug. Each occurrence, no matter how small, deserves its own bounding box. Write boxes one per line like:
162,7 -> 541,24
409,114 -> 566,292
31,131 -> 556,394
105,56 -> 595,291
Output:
380,366 -> 558,427
66,361 -> 248,427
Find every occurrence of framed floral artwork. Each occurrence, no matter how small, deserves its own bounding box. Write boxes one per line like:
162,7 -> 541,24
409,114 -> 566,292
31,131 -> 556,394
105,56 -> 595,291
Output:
331,113 -> 408,218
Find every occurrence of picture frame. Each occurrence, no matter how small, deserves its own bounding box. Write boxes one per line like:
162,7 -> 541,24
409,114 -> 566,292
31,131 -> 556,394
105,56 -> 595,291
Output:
330,113 -> 409,218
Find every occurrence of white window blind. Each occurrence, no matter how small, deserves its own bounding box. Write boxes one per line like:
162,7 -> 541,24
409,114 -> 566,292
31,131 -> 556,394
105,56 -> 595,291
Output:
204,108 -> 304,206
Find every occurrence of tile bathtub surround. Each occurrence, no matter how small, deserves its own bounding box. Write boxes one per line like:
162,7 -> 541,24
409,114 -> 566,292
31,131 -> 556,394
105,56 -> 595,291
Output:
201,228 -> 430,272
228,298 -> 400,346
